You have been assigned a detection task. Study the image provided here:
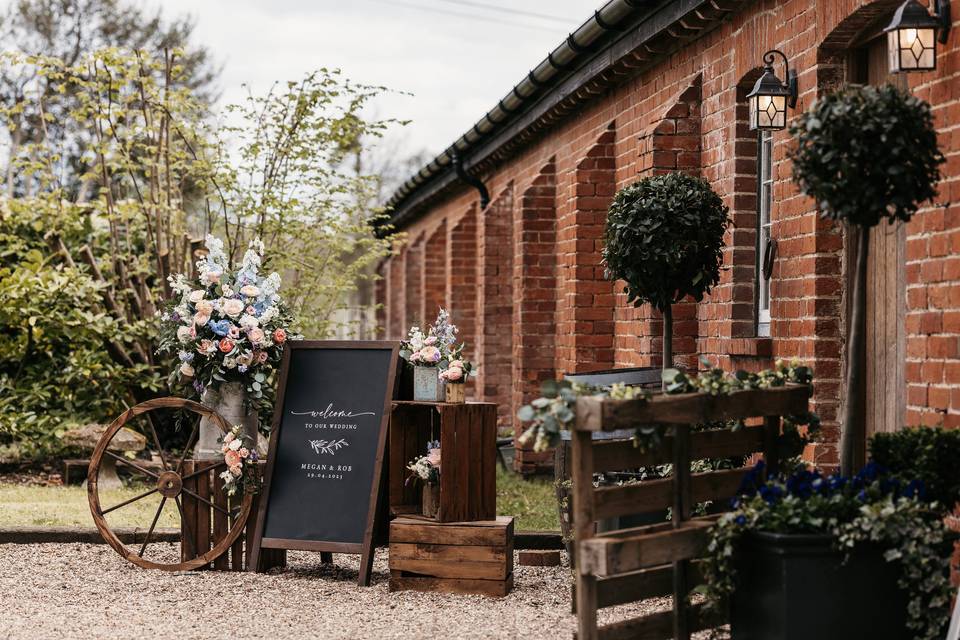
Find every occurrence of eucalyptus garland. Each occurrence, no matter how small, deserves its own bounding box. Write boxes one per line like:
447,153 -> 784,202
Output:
700,463 -> 953,640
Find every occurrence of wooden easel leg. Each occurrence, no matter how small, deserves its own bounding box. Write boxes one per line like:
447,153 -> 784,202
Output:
358,546 -> 375,586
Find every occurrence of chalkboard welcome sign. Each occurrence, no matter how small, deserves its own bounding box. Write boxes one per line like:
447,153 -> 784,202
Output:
248,340 -> 399,585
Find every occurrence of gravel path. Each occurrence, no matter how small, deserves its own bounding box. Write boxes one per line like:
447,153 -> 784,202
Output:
0,543 -> 699,639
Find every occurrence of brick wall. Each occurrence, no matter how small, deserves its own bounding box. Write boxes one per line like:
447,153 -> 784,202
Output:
377,0 -> 960,471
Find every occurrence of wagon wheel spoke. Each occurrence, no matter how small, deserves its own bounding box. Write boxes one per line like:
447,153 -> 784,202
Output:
104,450 -> 159,479
174,414 -> 202,475
180,485 -> 230,516
138,496 -> 167,557
179,460 -> 227,483
141,413 -> 170,471
174,496 -> 198,559
101,486 -> 159,516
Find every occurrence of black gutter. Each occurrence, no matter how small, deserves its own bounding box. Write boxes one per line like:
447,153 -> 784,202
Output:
385,0 -> 732,229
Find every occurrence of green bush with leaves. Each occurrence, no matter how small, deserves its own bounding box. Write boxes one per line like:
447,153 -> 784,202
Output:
603,172 -> 729,368
790,85 -> 943,475
870,427 -> 960,510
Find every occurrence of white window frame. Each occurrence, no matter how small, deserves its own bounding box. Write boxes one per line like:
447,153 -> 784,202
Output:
757,131 -> 773,337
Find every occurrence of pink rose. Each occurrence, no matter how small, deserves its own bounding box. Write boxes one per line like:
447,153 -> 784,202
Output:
273,328 -> 287,344
420,346 -> 440,362
229,465 -> 242,477
448,360 -> 463,369
426,448 -> 441,469
221,444 -> 230,453
218,338 -> 235,353
442,366 -> 463,382
410,350 -> 421,362
193,312 -> 211,327
221,298 -> 245,318
256,351 -> 269,364
198,339 -> 213,354
224,449 -> 241,467
248,327 -> 266,345
239,447 -> 250,459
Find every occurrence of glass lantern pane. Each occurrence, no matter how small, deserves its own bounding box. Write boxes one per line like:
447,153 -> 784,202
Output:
888,30 -> 902,72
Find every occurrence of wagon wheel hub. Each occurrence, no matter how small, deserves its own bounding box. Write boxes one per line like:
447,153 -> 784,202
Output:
156,470 -> 183,498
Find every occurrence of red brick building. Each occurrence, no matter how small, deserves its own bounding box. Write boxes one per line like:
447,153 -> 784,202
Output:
376,0 -> 960,473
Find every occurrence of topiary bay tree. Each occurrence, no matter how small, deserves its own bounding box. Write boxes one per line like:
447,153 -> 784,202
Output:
790,84 -> 943,475
603,172 -> 730,380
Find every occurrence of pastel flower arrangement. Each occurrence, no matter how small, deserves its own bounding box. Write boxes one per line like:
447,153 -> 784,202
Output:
217,425 -> 260,496
400,308 -> 474,382
158,235 -> 299,401
407,440 -> 441,486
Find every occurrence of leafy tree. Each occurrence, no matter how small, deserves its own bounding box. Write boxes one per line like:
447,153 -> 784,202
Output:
790,85 -> 943,475
603,172 -> 730,376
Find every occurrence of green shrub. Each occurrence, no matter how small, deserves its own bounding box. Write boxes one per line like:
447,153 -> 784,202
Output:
869,427 -> 960,510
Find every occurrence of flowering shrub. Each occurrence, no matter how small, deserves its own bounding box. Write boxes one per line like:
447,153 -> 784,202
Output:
158,235 -> 299,422
407,441 -> 440,486
701,462 -> 952,640
217,425 -> 261,496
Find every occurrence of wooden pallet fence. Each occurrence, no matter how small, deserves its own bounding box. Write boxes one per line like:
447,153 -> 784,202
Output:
389,515 -> 514,597
570,384 -> 810,640
389,401 -> 497,522
180,460 -> 286,571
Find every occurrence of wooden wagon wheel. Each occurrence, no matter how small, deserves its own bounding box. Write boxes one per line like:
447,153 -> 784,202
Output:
87,397 -> 253,571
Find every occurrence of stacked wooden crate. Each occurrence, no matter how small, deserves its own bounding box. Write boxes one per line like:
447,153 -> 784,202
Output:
387,401 -> 512,596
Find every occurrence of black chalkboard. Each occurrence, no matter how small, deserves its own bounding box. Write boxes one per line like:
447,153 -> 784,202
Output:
248,341 -> 399,585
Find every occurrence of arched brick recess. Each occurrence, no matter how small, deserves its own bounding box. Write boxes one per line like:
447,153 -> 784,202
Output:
447,205 -> 478,359
374,261 -> 387,339
476,184 -> 514,429
557,124 -> 617,375
513,160 -> 558,474
404,234 -> 425,329
422,220 -> 447,322
387,247 -> 405,340
616,75 -> 702,371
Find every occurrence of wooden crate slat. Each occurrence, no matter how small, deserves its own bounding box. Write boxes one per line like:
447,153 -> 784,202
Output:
481,407 -> 497,518
579,521 -> 711,577
389,572 -> 513,597
390,541 -> 507,563
390,556 -> 508,580
571,562 -> 703,611
389,516 -> 513,546
576,384 -> 810,430
594,468 -> 747,520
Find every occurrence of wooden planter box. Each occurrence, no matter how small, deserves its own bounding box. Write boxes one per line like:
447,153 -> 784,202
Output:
389,401 -> 497,522
180,460 -> 286,571
389,515 -> 514,597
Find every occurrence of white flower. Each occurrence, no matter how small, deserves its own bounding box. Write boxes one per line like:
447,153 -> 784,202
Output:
228,438 -> 242,451
248,327 -> 266,345
176,326 -> 193,343
179,363 -> 195,377
260,306 -> 278,323
188,290 -> 205,304
223,357 -> 237,369
193,312 -> 211,326
168,274 -> 192,295
221,298 -> 245,318
239,314 -> 259,330
239,284 -> 260,298
221,284 -> 235,298
195,300 -> 214,315
200,270 -> 222,286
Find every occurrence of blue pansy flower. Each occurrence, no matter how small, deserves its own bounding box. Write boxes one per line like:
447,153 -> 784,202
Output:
734,514 -> 747,526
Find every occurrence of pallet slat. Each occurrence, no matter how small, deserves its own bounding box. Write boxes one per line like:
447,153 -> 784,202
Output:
579,521 -> 711,577
576,384 -> 810,430
593,468 -> 747,520
578,603 -> 719,640
592,425 -> 765,472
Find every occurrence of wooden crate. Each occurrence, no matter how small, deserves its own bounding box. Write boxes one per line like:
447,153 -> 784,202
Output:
389,401 -> 497,522
180,460 -> 286,571
389,515 -> 514,597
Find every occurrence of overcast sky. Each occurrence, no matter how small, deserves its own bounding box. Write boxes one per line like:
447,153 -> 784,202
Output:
154,0 -> 598,165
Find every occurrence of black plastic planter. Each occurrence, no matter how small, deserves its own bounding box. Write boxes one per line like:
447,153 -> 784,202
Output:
730,531 -> 908,640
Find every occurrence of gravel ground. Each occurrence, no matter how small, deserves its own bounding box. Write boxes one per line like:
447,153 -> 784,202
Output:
0,543 -> 712,640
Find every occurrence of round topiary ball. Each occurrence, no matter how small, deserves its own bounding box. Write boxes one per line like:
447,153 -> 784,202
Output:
603,171 -> 730,312
790,84 -> 943,228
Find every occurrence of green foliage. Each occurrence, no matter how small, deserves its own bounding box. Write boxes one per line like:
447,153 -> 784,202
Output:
789,84 -> 943,228
0,200 -> 162,459
870,427 -> 960,510
603,172 -> 730,312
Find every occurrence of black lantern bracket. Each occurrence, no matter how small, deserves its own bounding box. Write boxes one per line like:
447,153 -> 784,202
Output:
762,49 -> 799,109
935,0 -> 951,45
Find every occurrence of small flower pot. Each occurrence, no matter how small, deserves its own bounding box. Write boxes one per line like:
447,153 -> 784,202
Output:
445,382 -> 465,404
413,365 -> 445,402
422,482 -> 440,519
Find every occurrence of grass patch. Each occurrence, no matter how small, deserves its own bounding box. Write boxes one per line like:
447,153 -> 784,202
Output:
0,483 -> 178,528
496,466 -> 559,531
0,468 -> 561,532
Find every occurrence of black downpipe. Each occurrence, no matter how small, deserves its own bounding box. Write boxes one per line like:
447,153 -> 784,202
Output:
452,151 -> 490,210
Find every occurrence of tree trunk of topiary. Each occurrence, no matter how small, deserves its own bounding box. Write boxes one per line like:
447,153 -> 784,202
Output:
662,304 -> 673,391
840,225 -> 870,476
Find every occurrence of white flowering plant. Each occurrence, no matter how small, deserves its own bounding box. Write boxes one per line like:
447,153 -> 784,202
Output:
157,235 -> 300,416
407,441 -> 441,486
400,308 -> 466,369
217,425 -> 261,496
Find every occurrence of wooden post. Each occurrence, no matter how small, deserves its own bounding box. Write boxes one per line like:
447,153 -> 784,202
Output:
571,430 -> 598,640
840,224 -> 869,475
672,424 -> 691,640
763,416 -> 781,479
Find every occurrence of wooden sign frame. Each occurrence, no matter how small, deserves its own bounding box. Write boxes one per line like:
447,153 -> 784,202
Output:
247,340 -> 399,586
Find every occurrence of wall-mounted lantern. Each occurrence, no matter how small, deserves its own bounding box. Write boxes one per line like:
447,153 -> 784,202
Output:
885,0 -> 951,72
746,50 -> 799,131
